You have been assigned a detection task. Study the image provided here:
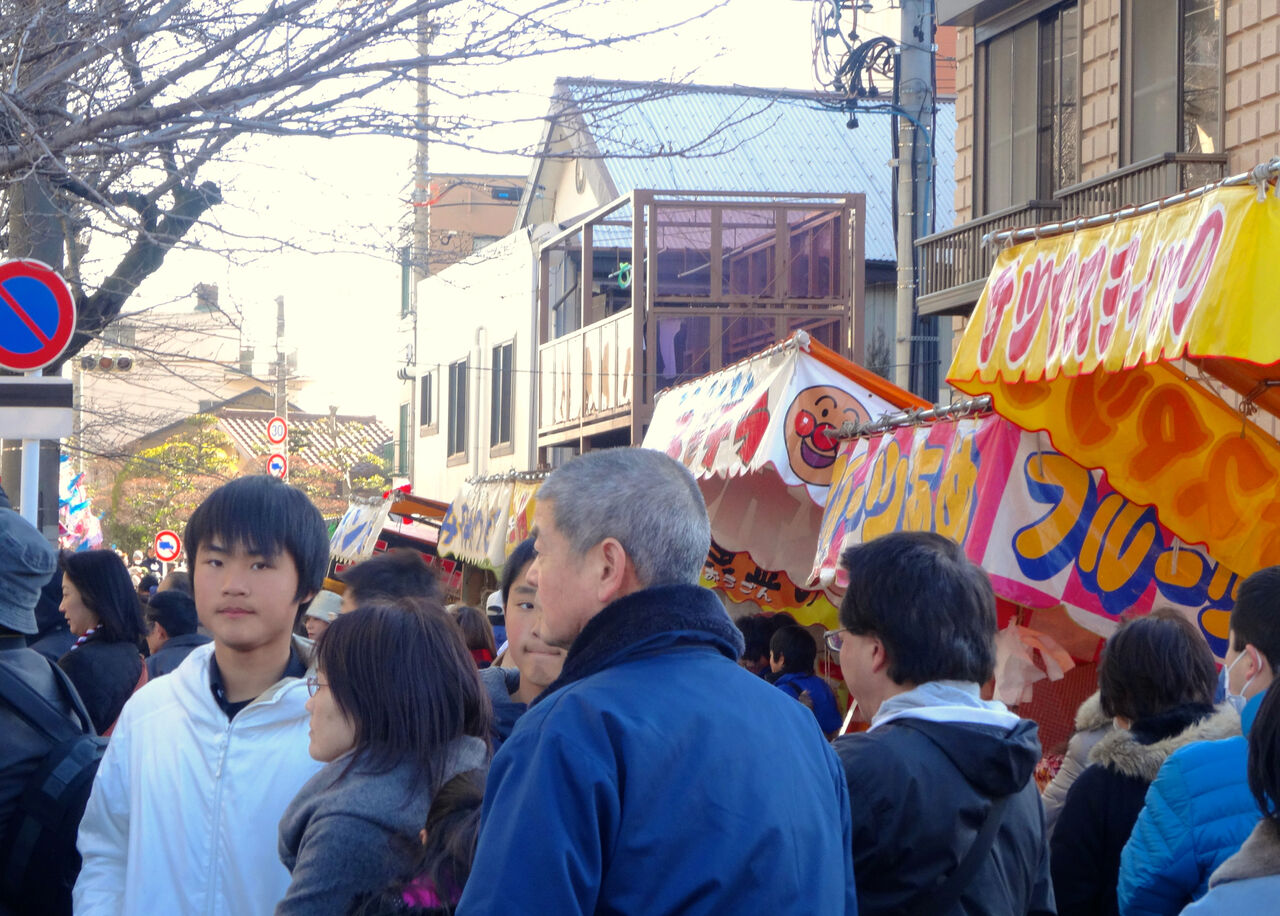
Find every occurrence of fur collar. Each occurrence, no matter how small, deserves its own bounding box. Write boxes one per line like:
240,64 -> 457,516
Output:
533,584 -> 742,706
1074,691 -> 1110,733
1088,704 -> 1240,781
1210,819 -> 1280,886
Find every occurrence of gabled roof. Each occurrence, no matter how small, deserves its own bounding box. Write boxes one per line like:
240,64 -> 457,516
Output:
520,78 -> 957,263
217,410 -> 393,465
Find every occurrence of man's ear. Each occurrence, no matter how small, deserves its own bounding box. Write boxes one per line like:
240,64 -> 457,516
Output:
595,537 -> 636,605
868,637 -> 890,676
154,622 -> 169,642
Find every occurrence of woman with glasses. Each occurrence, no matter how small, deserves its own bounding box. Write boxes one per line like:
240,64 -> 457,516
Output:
275,599 -> 490,916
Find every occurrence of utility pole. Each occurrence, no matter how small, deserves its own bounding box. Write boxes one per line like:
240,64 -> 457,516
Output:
274,295 -> 287,422
894,0 -> 936,396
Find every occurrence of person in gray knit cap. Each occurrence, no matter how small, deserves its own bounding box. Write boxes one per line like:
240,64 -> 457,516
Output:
0,487 -> 92,915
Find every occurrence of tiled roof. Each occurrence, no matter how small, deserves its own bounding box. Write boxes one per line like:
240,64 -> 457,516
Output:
552,79 -> 957,263
216,409 -> 393,467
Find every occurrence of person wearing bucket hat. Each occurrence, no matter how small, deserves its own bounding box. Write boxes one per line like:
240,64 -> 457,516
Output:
303,591 -> 341,642
0,503 -> 91,916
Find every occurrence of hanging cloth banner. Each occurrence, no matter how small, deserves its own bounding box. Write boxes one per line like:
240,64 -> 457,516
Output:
947,185 -> 1280,577
811,414 -> 1239,655
644,332 -> 927,584
438,479 -> 514,570
330,498 -> 394,565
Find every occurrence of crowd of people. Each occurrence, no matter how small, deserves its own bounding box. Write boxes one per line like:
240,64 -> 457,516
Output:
0,448 -> 1278,915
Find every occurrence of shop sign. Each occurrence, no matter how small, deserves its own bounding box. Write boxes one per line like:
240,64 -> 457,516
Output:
812,415 -> 1238,655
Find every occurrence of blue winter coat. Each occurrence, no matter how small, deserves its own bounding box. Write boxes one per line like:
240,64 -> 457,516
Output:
456,584 -> 858,916
1117,691 -> 1264,914
774,671 -> 843,734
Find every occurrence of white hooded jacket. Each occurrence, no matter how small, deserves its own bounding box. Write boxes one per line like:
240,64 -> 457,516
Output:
73,642 -> 323,916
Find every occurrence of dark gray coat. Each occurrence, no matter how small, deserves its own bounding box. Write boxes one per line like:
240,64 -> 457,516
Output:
276,736 -> 488,916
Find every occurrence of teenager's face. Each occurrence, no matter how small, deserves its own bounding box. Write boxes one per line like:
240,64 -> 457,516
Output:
60,577 -> 100,636
504,563 -> 565,696
305,667 -> 357,763
769,652 -> 784,674
193,539 -> 310,655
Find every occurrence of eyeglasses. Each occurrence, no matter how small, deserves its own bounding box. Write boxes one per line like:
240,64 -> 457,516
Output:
304,675 -> 327,697
824,629 -> 847,653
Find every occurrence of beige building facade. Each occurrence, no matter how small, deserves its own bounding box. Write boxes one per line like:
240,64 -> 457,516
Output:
926,0 -> 1279,320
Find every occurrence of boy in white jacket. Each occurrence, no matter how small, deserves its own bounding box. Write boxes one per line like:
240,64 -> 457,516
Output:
74,475 -> 330,916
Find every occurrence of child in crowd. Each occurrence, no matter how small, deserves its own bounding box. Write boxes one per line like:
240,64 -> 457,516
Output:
770,625 -> 843,738
74,475 -> 330,916
349,768 -> 487,915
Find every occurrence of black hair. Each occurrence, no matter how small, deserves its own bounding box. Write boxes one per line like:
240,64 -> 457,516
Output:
137,573 -> 159,592
453,605 -> 495,656
349,768 -> 487,916
145,590 -> 200,638
1247,681 -> 1280,828
735,615 -> 772,666
185,475 -> 328,603
315,599 -> 490,793
1231,566 -> 1280,673
339,548 -> 438,604
839,531 -> 997,685
1098,610 -> 1217,721
769,625 -> 818,675
60,550 -> 147,645
500,537 -> 537,606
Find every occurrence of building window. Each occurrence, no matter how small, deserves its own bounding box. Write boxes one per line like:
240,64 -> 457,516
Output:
490,341 -> 514,449
397,403 -> 410,475
419,371 -> 434,429
448,359 -> 468,458
1123,0 -> 1220,164
977,3 -> 1079,214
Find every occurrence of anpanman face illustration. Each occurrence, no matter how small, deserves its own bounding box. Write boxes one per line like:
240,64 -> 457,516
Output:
785,386 -> 870,486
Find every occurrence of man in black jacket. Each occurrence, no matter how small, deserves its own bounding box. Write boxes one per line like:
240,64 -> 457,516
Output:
831,531 -> 1055,916
0,496 -> 86,914
143,591 -> 210,678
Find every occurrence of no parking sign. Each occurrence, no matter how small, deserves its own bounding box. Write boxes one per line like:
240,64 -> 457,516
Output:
0,260 -> 77,372
154,530 -> 182,563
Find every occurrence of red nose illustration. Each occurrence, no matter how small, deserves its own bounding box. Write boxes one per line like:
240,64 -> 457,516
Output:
794,410 -> 836,452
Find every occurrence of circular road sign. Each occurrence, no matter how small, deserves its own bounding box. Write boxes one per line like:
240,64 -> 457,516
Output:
0,260 -> 77,372
267,453 -> 288,478
154,529 -> 182,563
267,416 -> 288,444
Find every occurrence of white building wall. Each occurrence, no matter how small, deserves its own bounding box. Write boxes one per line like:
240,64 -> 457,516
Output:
411,230 -> 540,501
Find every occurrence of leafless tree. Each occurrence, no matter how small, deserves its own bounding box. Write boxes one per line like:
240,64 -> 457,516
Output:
1,0 -> 728,367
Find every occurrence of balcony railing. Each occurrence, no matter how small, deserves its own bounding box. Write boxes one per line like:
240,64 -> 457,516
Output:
917,152 -> 1230,315
915,201 -> 1061,314
537,309 -> 634,439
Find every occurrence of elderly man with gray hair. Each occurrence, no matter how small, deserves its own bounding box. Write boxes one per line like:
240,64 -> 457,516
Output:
458,448 -> 857,916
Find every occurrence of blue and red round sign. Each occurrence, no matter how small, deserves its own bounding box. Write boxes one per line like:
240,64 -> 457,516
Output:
267,453 -> 288,478
0,260 -> 77,372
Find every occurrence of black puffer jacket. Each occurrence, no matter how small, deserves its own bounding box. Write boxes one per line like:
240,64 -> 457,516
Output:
57,635 -> 143,734
1049,703 -> 1239,916
145,632 -> 211,678
835,711 -> 1055,915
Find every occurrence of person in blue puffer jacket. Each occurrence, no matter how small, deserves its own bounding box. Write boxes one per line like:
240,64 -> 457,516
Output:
1117,566 -> 1280,914
770,623 -> 843,737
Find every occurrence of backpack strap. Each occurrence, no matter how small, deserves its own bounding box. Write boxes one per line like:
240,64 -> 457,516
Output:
0,656 -> 95,739
905,793 -> 1011,916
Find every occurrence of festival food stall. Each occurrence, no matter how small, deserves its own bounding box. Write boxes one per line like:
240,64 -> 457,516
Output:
642,329 -> 929,628
328,489 -> 457,596
945,171 -> 1280,650
810,164 -> 1280,741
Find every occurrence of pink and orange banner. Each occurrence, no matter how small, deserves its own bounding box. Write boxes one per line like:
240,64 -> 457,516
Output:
948,186 -> 1280,578
811,415 -> 1238,654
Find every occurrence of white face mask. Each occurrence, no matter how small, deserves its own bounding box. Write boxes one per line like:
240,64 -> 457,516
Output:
1221,649 -> 1258,714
